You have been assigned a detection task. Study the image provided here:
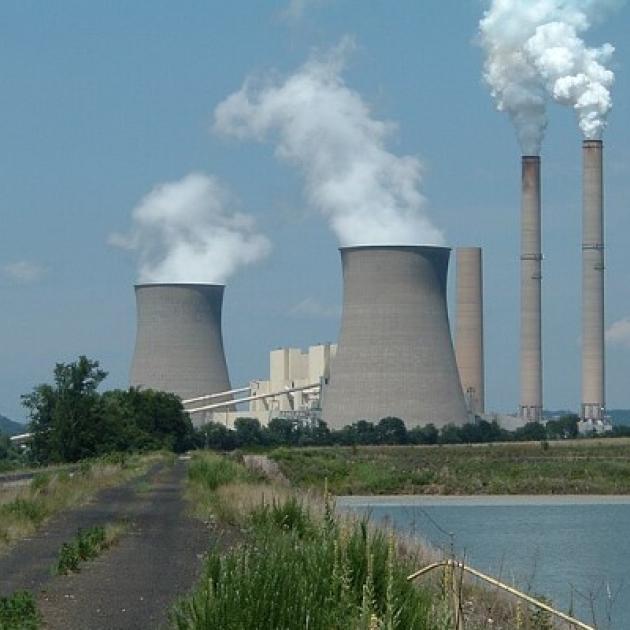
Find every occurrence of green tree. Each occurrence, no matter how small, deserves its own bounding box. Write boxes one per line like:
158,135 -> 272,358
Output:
23,356 -> 195,463
234,417 -> 265,447
297,420 -> 332,446
267,417 -> 296,445
23,356 -> 107,463
545,414 -> 579,439
376,417 -> 407,444
196,421 -> 238,451
513,421 -> 547,442
439,424 -> 463,444
101,388 -> 194,453
408,423 -> 439,445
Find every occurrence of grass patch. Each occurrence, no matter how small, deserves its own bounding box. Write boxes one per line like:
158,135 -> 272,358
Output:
269,441 -> 630,495
0,591 -> 40,630
172,498 -> 433,629
180,450 -> 560,629
54,522 -> 126,575
0,452 -> 163,553
186,452 -> 263,523
187,454 -> 247,490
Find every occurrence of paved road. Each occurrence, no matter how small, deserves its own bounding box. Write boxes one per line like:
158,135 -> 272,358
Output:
0,460 -> 210,629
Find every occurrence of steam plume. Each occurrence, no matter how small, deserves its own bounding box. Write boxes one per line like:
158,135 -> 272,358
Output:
480,0 -> 621,154
214,39 -> 444,247
110,173 -> 271,284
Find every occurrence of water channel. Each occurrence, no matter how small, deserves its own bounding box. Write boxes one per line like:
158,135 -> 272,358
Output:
339,496 -> 630,629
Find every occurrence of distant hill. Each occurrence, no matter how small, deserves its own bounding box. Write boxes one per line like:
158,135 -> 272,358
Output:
0,415 -> 25,436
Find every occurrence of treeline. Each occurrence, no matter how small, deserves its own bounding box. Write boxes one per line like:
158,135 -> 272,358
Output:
198,413 -> 630,450
21,356 -> 194,464
6,355 -> 630,467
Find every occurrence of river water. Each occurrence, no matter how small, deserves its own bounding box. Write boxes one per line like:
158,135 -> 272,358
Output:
338,496 -> 630,630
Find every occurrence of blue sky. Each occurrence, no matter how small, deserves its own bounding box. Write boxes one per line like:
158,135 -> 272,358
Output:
1,0 -> 629,422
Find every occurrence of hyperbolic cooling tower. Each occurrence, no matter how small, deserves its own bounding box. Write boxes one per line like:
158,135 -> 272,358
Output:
581,140 -> 605,421
520,156 -> 543,422
130,283 -> 232,404
321,246 -> 468,429
455,247 -> 484,416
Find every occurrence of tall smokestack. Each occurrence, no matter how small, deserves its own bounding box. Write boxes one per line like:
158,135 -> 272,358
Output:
582,139 -> 605,421
456,247 -> 484,416
322,246 -> 467,429
130,284 -> 232,418
520,156 -> 543,422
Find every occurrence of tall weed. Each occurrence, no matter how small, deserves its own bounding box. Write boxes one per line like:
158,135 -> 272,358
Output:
172,498 -> 432,629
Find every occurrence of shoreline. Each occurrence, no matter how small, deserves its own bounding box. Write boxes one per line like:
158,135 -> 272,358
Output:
337,494 -> 630,506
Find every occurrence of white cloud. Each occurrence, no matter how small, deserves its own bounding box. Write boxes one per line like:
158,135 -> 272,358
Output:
110,172 -> 271,284
606,318 -> 630,349
289,297 -> 341,319
1,261 -> 47,285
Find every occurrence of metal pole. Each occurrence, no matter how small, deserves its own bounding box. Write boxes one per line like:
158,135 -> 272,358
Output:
408,560 -> 594,630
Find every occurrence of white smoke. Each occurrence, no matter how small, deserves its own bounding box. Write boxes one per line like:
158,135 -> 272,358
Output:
480,0 -> 621,154
214,39 -> 444,247
110,173 -> 271,284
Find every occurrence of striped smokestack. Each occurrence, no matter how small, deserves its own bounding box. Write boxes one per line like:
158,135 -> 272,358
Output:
455,247 -> 485,416
520,156 -> 543,422
581,139 -> 605,421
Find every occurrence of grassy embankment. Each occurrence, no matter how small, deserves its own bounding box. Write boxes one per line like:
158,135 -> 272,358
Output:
269,438 -> 630,495
0,451 -> 167,553
174,451 -> 552,630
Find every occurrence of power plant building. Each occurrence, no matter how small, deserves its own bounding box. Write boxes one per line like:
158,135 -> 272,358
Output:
249,343 -> 337,415
322,245 -> 467,429
130,283 -> 232,426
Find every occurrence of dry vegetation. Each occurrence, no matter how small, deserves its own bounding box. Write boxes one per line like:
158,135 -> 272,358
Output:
0,452 -> 166,553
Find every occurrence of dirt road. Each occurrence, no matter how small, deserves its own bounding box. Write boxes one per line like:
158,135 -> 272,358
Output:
0,459 -> 209,629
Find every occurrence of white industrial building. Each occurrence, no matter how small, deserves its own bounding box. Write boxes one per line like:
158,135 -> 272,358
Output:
250,344 -> 337,414
185,343 -> 336,427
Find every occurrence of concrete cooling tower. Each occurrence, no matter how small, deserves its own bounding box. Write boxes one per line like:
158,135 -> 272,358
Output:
321,246 -> 468,429
130,284 -> 232,406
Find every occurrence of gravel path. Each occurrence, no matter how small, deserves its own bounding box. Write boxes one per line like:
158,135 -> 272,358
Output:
1,459 -> 210,629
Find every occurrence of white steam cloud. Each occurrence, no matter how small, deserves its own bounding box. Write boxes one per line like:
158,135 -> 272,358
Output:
480,0 -> 621,154
110,173 -> 271,284
214,39 -> 444,247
